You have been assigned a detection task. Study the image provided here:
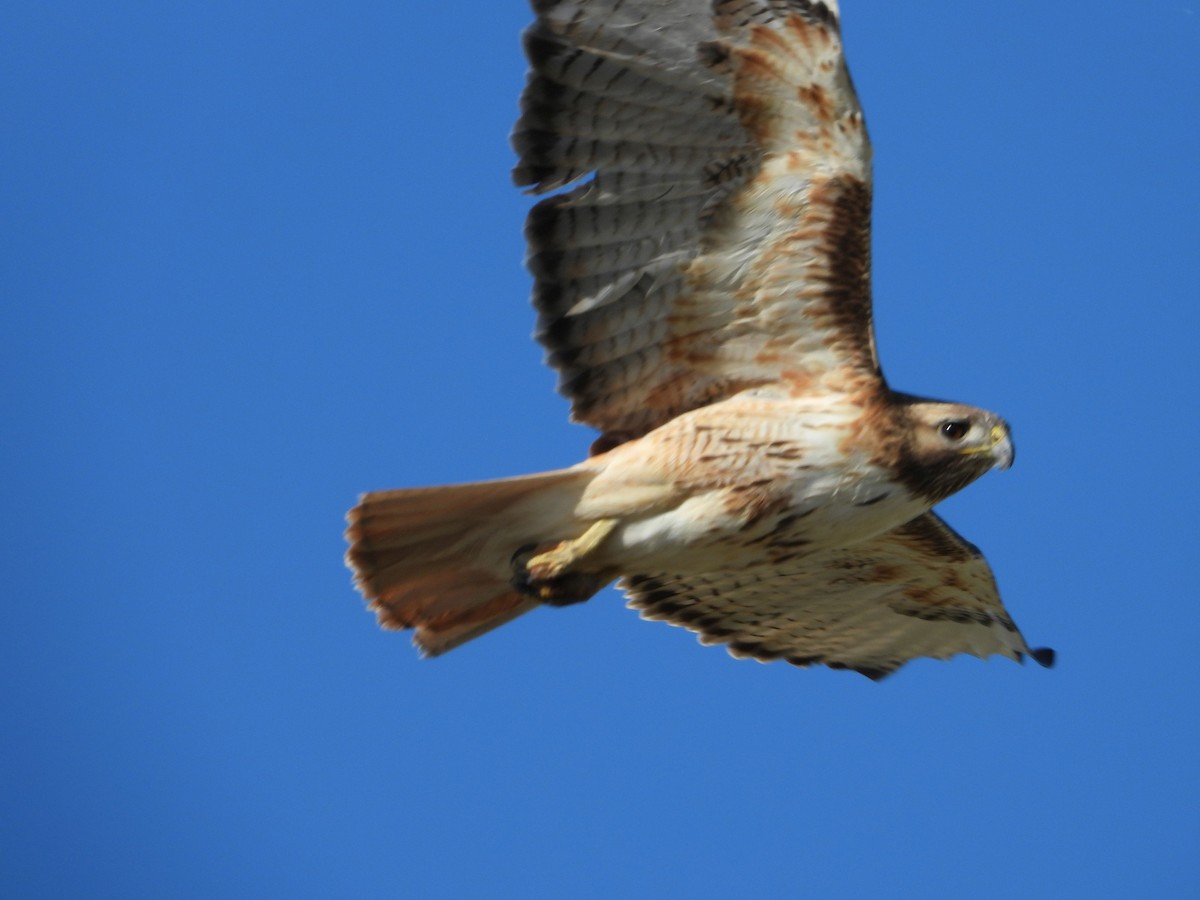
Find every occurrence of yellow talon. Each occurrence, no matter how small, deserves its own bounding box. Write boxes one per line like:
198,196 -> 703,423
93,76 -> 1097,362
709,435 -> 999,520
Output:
527,518 -> 618,578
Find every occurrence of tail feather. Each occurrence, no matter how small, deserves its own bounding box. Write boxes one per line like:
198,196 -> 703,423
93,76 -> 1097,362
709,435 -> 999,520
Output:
345,467 -> 597,654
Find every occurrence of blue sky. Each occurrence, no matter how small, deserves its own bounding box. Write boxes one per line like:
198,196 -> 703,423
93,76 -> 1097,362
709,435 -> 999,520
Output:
4,2 -> 1199,897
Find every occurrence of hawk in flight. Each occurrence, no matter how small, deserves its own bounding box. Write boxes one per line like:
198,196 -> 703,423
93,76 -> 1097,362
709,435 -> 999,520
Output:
345,0 -> 1054,679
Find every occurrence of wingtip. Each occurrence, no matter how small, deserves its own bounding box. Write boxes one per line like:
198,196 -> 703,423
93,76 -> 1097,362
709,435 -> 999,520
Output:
1029,647 -> 1056,669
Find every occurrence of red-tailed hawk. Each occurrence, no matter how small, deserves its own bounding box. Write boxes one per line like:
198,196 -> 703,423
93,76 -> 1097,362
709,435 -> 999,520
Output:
345,0 -> 1054,679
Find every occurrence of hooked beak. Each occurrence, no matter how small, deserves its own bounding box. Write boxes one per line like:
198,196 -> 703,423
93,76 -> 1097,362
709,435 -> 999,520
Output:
991,422 -> 1014,470
958,421 -> 1014,469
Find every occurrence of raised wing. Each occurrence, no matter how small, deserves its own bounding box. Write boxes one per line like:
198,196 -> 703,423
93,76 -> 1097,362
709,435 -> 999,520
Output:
624,512 -> 1055,679
514,0 -> 879,447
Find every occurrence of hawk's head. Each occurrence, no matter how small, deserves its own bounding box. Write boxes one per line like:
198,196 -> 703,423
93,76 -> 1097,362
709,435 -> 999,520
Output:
892,397 -> 1014,504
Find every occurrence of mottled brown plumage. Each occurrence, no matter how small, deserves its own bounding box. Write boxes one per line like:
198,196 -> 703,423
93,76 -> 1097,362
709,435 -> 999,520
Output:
345,0 -> 1052,677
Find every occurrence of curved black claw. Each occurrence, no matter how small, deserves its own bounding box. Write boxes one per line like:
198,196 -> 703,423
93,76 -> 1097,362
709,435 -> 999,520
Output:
509,544 -> 539,595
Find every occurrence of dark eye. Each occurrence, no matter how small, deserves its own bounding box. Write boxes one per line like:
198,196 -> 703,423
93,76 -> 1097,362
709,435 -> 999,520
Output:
940,419 -> 971,441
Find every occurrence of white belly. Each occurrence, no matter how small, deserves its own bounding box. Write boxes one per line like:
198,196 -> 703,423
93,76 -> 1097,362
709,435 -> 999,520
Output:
608,463 -> 928,572
578,391 -> 929,573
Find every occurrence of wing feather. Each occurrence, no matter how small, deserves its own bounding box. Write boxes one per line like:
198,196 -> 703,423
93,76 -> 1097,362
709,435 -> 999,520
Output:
514,0 -> 878,444
624,512 -> 1053,679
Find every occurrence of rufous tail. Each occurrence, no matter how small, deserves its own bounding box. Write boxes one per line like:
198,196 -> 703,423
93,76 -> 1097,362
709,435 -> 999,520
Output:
345,467 -> 597,655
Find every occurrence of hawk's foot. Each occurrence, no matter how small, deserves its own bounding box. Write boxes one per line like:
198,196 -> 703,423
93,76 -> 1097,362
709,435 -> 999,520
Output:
509,519 -> 618,606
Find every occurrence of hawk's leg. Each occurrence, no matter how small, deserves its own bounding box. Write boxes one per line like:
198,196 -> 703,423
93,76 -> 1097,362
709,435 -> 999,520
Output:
510,518 -> 619,607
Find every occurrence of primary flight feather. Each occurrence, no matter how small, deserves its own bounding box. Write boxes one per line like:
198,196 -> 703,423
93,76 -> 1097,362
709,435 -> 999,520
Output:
345,0 -> 1053,679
